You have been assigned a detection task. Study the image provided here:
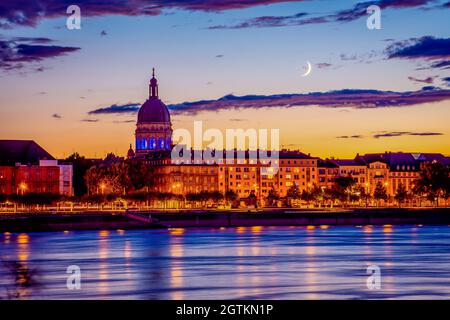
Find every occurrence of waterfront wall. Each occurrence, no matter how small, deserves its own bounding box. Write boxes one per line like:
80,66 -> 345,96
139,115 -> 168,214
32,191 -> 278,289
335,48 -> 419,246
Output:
1,208 -> 450,232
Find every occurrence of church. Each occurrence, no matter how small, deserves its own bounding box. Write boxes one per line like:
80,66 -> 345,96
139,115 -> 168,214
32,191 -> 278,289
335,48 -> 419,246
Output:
127,69 -> 172,162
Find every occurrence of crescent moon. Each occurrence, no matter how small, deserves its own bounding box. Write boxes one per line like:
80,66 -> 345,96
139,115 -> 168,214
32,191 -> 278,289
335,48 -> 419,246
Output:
301,61 -> 312,77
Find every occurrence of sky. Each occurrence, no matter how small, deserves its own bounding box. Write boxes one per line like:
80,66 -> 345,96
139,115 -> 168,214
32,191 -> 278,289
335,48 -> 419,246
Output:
0,0 -> 449,159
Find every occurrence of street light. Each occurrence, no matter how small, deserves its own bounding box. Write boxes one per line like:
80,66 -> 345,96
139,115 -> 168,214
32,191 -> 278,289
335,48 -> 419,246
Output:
100,183 -> 106,195
19,183 -> 27,195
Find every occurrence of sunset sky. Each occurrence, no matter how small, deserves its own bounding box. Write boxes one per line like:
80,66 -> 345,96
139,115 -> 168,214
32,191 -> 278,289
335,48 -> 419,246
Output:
1,0 -> 449,159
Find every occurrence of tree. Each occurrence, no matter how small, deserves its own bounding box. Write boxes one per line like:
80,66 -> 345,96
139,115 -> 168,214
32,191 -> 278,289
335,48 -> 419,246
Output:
246,191 -> 257,207
286,185 -> 300,207
373,181 -> 388,206
332,176 -> 356,205
65,153 -> 96,197
127,160 -> 155,191
286,185 -> 300,199
225,190 -> 238,208
413,161 -> 450,207
354,185 -> 371,207
394,183 -> 408,207
266,188 -> 279,207
309,185 -> 322,205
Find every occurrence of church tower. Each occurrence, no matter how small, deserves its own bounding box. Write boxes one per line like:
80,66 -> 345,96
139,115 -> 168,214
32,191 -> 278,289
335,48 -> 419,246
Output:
135,69 -> 172,159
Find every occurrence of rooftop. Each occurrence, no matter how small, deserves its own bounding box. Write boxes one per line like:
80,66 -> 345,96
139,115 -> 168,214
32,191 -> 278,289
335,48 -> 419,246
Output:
0,140 -> 55,166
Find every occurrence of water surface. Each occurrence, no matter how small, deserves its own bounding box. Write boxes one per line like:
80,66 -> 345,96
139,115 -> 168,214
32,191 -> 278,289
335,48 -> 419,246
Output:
1,225 -> 450,299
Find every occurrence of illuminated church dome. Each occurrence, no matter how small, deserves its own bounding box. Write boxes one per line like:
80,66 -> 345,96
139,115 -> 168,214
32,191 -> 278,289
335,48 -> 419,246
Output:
137,71 -> 171,123
134,69 -> 173,158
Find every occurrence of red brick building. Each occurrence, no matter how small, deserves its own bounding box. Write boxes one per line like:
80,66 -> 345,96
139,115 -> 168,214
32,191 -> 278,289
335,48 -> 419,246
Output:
0,140 -> 70,195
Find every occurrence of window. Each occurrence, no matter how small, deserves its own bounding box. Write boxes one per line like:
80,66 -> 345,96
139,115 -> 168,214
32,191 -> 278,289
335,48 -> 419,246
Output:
149,138 -> 156,150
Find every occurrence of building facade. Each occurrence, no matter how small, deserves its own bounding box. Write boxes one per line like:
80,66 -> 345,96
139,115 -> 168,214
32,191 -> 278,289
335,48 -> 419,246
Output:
0,140 -> 73,196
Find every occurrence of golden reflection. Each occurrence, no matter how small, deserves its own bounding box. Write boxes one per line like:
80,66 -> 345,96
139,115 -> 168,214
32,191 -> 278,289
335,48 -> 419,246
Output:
363,225 -> 373,233
319,225 -> 329,229
169,235 -> 184,299
97,230 -> 110,294
306,225 -> 316,231
99,230 -> 109,237
250,226 -> 263,234
17,233 -> 29,262
17,233 -> 29,244
124,240 -> 132,260
251,244 -> 261,256
117,229 -> 125,235
169,228 -> 185,236
4,232 -> 11,244
383,225 -> 393,233
236,227 -> 247,234
304,236 -> 318,299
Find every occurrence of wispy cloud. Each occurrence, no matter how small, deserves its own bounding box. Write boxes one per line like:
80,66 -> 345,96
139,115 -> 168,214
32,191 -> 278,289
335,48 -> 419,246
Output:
88,103 -> 141,115
408,76 -> 436,84
316,62 -> 332,69
81,119 -> 100,123
52,113 -> 62,119
0,36 -> 80,71
0,0 -> 302,29
167,88 -> 450,115
209,12 -> 308,29
336,135 -> 364,139
443,77 -> 450,86
373,131 -> 444,139
229,118 -> 248,122
337,131 -> 444,139
208,0 -> 439,30
386,36 -> 450,70
112,120 -> 135,124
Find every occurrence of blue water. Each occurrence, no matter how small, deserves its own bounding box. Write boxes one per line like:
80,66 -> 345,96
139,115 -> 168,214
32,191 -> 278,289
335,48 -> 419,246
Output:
1,225 -> 450,299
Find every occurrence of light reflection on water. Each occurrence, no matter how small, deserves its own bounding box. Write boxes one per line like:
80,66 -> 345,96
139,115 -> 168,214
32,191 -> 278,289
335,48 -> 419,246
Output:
1,225 -> 450,299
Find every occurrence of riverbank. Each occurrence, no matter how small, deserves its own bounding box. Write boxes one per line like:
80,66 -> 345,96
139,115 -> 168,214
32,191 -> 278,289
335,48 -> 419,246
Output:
1,208 -> 450,232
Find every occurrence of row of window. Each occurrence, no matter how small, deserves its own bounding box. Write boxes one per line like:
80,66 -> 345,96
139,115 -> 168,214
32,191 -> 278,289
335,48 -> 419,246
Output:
136,137 -> 171,150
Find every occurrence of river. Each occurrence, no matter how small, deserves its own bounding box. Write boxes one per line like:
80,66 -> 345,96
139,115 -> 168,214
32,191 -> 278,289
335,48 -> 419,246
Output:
1,225 -> 450,299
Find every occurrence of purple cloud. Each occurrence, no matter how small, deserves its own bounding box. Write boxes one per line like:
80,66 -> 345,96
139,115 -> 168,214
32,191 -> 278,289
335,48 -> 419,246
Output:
408,76 -> 436,84
88,103 -> 141,115
336,135 -> 364,139
81,119 -> 100,123
386,36 -> 450,71
168,88 -> 450,115
373,131 -> 444,139
443,77 -> 450,86
0,37 -> 80,71
208,0 -> 438,30
430,60 -> 450,69
316,62 -> 332,69
386,36 -> 450,60
0,0 -> 301,28
209,12 -> 308,29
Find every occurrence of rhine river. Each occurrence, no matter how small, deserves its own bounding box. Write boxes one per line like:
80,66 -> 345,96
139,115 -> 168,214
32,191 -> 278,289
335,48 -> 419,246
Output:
1,225 -> 450,299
